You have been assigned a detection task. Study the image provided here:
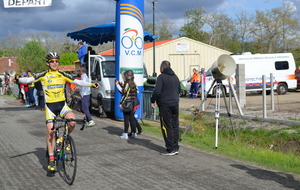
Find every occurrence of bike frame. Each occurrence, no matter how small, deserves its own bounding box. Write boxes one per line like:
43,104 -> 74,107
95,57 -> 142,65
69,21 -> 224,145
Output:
50,117 -> 86,185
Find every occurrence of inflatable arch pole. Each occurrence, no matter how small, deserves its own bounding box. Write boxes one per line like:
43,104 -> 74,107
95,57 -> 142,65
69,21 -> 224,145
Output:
115,0 -> 144,119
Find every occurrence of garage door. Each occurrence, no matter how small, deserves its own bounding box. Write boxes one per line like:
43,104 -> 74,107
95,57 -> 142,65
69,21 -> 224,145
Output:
169,54 -> 200,80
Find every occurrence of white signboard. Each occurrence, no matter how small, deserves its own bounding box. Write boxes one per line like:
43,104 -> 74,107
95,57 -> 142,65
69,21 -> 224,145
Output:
4,0 -> 52,8
176,42 -> 189,52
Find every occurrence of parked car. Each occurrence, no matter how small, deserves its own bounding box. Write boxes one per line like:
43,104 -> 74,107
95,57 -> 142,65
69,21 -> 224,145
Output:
144,77 -> 187,97
180,77 -> 191,96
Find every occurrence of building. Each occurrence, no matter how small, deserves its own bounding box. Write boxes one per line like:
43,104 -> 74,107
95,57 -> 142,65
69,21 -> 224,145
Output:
58,65 -> 76,72
0,57 -> 18,77
100,37 -> 231,80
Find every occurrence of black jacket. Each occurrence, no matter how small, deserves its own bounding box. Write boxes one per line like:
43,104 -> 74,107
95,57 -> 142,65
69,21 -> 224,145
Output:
151,68 -> 180,106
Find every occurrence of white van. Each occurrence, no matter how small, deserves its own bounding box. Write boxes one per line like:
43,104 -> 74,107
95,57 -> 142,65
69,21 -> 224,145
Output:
205,52 -> 297,96
89,55 -> 115,117
89,55 -> 148,117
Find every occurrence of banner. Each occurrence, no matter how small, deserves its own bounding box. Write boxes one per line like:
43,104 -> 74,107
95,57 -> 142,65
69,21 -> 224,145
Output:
4,0 -> 52,8
115,0 -> 144,119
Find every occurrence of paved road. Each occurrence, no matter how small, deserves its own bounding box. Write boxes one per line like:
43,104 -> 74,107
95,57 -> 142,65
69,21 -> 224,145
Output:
0,96 -> 299,190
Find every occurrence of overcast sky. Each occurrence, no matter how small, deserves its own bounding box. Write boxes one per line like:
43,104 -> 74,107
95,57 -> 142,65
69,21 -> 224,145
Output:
0,0 -> 299,42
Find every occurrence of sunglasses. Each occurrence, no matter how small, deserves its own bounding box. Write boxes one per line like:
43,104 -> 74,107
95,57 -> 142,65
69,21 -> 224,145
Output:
48,59 -> 59,63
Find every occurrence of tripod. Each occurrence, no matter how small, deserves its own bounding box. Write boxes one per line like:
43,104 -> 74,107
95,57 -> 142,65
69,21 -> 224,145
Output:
214,78 -> 236,149
180,78 -> 243,149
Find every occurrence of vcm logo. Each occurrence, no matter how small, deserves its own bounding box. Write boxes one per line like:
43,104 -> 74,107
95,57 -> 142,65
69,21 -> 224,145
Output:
121,28 -> 143,56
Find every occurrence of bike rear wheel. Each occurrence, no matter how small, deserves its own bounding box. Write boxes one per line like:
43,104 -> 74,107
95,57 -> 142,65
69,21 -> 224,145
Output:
62,135 -> 77,185
6,86 -> 12,95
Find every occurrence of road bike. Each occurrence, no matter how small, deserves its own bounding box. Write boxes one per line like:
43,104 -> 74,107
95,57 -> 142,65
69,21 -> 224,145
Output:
47,117 -> 87,185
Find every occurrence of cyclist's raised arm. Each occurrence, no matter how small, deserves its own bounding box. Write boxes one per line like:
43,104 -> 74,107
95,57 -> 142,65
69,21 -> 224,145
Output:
19,77 -> 35,84
72,79 -> 99,88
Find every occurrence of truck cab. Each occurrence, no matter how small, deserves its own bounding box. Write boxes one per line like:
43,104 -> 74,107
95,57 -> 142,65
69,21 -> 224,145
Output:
90,55 -> 115,117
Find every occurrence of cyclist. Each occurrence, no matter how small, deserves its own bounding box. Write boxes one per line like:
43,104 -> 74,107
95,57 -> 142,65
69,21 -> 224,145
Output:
19,52 -> 99,171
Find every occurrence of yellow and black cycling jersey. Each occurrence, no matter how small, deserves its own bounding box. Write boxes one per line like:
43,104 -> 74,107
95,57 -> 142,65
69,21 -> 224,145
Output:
34,70 -> 74,103
19,69 -> 95,104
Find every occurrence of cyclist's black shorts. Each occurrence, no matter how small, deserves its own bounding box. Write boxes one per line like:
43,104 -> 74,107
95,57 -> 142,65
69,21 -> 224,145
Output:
45,101 -> 72,124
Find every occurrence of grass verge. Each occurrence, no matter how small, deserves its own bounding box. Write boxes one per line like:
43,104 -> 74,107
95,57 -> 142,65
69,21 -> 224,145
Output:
141,113 -> 300,176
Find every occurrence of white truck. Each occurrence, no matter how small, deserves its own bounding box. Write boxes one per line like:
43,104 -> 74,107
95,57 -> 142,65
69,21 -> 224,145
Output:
88,55 -> 148,117
89,55 -> 115,117
205,52 -> 297,96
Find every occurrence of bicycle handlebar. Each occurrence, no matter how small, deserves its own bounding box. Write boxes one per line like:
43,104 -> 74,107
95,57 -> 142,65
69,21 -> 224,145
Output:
51,118 -> 87,131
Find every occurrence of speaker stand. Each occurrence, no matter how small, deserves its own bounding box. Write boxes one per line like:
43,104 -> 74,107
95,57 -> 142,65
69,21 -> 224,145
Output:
214,79 -> 236,148
180,78 -> 244,149
179,78 -> 217,141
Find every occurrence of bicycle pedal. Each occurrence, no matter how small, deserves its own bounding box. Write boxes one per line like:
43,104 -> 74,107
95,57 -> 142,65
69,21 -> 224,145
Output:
47,171 -> 55,177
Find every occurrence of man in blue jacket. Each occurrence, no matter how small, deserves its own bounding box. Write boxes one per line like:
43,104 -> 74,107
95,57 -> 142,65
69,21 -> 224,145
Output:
76,41 -> 86,67
151,60 -> 181,156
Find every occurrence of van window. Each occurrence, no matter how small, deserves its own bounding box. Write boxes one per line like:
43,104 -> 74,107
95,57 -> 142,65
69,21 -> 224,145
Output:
94,61 -> 101,78
275,61 -> 289,70
102,61 -> 115,78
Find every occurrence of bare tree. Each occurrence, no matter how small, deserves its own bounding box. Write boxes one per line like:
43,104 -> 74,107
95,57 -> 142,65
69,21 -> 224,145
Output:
157,16 -> 174,41
144,16 -> 174,41
205,12 -> 237,50
253,2 -> 298,53
235,11 -> 255,53
254,9 -> 282,52
278,1 -> 299,51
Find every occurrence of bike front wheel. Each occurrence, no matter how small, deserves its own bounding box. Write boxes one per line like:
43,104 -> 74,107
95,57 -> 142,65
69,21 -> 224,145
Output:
62,135 -> 77,185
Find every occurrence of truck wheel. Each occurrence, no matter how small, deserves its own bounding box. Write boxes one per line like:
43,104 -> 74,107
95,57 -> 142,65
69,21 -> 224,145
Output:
277,83 -> 288,95
180,89 -> 187,97
75,99 -> 82,112
258,90 -> 271,95
98,106 -> 107,118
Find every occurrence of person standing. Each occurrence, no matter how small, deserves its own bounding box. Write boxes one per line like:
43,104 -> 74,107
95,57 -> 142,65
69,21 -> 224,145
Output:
79,67 -> 95,127
151,60 -> 181,156
76,41 -> 87,68
2,72 -> 10,95
13,75 -> 22,100
84,46 -> 96,75
84,46 -> 96,63
27,70 -> 36,107
133,95 -> 143,134
295,66 -> 300,89
0,77 -> 3,95
20,74 -> 29,105
128,93 -> 143,137
34,81 -> 45,110
188,68 -> 200,98
115,70 -> 138,139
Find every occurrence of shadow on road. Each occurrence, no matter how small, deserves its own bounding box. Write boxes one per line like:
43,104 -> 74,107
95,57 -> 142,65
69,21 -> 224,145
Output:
10,147 -> 48,173
102,126 -> 165,153
231,164 -> 300,189
0,106 -> 36,111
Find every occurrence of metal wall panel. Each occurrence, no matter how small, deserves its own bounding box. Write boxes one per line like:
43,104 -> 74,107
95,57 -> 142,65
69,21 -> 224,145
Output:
144,37 -> 231,80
